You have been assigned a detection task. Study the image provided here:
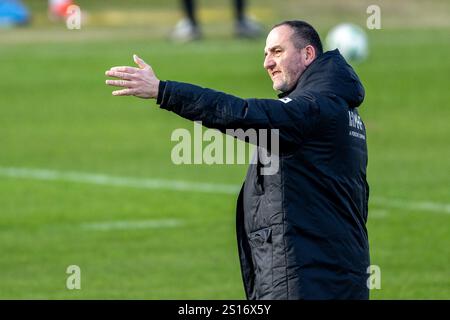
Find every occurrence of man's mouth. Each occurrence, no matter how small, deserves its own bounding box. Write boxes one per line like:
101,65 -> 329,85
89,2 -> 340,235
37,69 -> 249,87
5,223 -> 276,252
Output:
271,71 -> 281,78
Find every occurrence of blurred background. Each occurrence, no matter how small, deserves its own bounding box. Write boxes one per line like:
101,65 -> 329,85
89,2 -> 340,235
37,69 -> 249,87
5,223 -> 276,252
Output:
0,0 -> 449,299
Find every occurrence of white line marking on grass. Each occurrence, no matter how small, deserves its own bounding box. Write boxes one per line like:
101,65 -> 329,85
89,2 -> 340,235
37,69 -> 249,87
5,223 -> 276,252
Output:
81,219 -> 183,231
368,209 -> 389,219
371,197 -> 450,215
1,166 -> 449,215
0,166 -> 239,195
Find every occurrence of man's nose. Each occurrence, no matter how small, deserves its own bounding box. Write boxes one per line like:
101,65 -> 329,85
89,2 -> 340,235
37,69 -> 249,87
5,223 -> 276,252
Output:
264,56 -> 275,70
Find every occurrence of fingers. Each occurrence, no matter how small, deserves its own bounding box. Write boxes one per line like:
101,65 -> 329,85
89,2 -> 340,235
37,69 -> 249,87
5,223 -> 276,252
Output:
106,55 -> 151,75
133,54 -> 150,70
105,79 -> 133,88
108,66 -> 139,74
112,88 -> 136,96
105,70 -> 134,80
105,55 -> 156,99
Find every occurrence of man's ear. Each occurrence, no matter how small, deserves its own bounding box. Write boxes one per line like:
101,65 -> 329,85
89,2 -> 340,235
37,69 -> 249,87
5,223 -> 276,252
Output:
304,45 -> 316,67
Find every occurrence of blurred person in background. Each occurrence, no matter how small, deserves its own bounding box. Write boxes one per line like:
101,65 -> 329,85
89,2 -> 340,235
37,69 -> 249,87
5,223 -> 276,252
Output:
0,0 -> 76,28
0,0 -> 29,27
171,0 -> 263,42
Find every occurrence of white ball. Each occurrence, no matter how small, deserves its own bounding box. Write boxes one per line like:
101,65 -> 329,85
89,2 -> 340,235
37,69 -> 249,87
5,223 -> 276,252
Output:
325,23 -> 368,63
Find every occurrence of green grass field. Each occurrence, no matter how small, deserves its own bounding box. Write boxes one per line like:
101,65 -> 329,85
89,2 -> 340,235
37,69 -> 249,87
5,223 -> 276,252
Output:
0,0 -> 449,299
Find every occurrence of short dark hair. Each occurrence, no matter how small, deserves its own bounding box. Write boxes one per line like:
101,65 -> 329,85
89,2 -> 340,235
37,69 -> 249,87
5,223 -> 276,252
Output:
272,20 -> 323,55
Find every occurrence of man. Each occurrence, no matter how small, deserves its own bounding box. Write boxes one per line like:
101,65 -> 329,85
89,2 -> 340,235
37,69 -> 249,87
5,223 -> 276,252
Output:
105,20 -> 370,300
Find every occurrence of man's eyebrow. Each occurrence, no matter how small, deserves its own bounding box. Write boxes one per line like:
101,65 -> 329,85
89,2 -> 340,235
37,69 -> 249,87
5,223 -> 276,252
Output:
264,45 -> 283,54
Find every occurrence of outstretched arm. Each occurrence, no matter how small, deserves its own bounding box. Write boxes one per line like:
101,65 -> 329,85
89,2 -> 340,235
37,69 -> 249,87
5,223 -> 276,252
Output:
105,55 -> 319,146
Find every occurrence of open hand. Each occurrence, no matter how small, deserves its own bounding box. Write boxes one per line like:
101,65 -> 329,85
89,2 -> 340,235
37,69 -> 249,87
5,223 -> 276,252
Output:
105,55 -> 160,99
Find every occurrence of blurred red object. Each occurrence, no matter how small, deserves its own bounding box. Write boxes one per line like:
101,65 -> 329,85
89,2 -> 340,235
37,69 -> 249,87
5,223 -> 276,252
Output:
48,0 -> 74,20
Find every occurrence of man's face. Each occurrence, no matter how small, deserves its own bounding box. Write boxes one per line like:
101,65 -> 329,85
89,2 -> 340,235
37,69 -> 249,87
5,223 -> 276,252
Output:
263,25 -> 307,92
